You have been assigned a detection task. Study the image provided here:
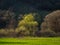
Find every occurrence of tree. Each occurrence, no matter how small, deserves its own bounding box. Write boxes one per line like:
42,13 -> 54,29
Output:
0,10 -> 16,29
16,13 -> 38,36
40,10 -> 60,37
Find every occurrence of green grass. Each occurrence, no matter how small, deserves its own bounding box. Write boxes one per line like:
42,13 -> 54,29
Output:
0,37 -> 60,45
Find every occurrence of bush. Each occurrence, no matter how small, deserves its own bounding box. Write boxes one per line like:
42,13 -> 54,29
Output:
15,30 -> 30,37
40,30 -> 56,37
0,29 -> 16,37
56,32 -> 60,37
0,29 -> 7,37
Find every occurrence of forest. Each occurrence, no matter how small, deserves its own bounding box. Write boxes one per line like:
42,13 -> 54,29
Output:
0,0 -> 60,37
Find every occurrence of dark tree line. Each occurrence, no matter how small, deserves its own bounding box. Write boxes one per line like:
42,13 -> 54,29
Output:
0,0 -> 60,37
0,10 -> 60,37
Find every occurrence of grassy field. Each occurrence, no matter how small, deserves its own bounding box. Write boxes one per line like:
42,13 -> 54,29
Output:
0,37 -> 60,45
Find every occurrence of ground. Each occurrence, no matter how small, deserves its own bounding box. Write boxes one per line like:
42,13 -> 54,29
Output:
0,37 -> 60,45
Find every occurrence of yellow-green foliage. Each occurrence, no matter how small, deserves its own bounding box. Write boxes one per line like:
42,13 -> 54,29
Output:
16,13 -> 38,36
24,13 -> 35,22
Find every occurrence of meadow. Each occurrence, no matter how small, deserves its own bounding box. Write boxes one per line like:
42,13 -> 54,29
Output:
0,37 -> 60,45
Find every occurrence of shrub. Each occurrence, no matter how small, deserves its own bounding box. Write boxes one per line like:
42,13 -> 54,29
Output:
40,30 -> 56,37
